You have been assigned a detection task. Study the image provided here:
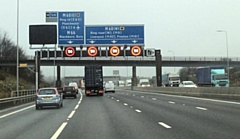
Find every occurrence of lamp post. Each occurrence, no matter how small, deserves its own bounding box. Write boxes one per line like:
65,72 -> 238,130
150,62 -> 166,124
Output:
16,0 -> 19,95
168,50 -> 175,72
217,30 -> 229,79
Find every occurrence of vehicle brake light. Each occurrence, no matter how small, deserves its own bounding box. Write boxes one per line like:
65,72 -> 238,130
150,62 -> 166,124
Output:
63,87 -> 65,91
72,87 -> 75,90
54,89 -> 59,97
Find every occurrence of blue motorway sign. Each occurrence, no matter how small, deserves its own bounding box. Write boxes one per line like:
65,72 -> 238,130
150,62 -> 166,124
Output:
58,12 -> 84,45
85,25 -> 144,45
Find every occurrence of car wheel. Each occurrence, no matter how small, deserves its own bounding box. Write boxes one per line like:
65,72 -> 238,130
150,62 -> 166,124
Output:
74,95 -> 77,98
113,91 -> 115,93
99,93 -> 103,96
36,105 -> 39,110
63,96 -> 65,99
61,102 -> 63,107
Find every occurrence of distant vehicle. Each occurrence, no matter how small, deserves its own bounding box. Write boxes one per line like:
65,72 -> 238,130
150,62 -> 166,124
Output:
118,80 -> 125,87
162,73 -> 180,87
84,66 -> 104,96
104,82 -> 115,93
62,86 -> 77,99
78,79 -> 85,89
196,66 -> 229,87
125,79 -> 132,86
138,79 -> 151,87
35,87 -> 63,110
68,82 -> 79,93
179,81 -> 197,88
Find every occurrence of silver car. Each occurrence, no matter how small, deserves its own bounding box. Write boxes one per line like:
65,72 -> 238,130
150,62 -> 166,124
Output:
35,88 -> 63,110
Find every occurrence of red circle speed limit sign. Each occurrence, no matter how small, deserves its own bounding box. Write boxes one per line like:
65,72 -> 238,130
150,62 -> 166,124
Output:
131,46 -> 141,56
109,46 -> 120,57
87,46 -> 98,57
65,46 -> 76,57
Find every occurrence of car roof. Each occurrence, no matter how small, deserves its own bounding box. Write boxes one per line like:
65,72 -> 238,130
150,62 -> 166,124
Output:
182,81 -> 194,83
39,87 -> 57,90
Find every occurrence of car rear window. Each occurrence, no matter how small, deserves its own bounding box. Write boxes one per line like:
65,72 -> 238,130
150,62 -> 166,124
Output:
69,83 -> 77,87
64,87 -> 74,91
39,89 -> 55,95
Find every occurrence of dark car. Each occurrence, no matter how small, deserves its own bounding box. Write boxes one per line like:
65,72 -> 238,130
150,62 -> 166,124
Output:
62,86 -> 77,99
35,87 -> 63,110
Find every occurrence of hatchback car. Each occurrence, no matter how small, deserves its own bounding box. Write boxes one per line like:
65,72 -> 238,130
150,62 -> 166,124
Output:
35,88 -> 63,110
62,86 -> 77,99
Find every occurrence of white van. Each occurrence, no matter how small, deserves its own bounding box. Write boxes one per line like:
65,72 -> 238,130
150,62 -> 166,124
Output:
104,82 -> 115,93
68,82 -> 79,93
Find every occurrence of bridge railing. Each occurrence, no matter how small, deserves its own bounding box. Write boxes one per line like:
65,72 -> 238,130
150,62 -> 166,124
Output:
1,55 -> 240,61
0,89 -> 36,110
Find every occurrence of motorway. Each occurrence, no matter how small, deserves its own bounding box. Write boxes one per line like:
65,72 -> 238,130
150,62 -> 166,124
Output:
1,89 -> 240,139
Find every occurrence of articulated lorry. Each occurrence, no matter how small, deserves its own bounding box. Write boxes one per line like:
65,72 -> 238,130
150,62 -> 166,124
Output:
162,73 -> 181,87
196,66 -> 229,87
84,66 -> 104,96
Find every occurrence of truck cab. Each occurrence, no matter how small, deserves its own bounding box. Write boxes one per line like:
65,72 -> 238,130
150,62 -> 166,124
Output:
211,69 -> 229,87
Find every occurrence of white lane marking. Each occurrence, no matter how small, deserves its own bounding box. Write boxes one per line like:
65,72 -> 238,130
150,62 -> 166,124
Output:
196,107 -> 208,111
124,103 -> 128,106
158,122 -> 172,129
183,104 -> 185,106
52,91 -> 83,138
0,105 -> 35,119
141,96 -> 145,98
68,111 -> 75,119
111,97 -> 114,99
133,94 -> 135,96
169,101 -> 175,104
116,100 -> 120,102
74,105 -> 79,110
152,98 -> 157,100
125,90 -> 240,105
135,109 -> 142,113
130,106 -> 133,108
107,95 -> 110,97
51,122 -> 68,139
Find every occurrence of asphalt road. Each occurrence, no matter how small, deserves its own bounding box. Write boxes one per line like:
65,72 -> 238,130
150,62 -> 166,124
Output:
1,89 -> 240,139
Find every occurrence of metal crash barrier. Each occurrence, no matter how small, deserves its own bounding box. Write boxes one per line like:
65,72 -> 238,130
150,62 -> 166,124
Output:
0,90 -> 37,110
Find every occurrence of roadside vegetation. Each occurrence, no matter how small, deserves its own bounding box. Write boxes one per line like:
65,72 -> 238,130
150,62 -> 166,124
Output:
0,30 -> 50,98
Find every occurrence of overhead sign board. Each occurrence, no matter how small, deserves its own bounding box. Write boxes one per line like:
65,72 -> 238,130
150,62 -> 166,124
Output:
86,25 -> 144,45
58,11 -> 84,45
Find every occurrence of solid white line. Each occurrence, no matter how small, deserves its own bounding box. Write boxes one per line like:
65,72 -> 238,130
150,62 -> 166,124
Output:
51,122 -> 68,139
124,103 -> 128,106
196,107 -> 208,111
135,109 -> 142,113
0,105 -> 35,119
68,111 -> 75,119
152,98 -> 157,100
169,101 -> 175,104
125,90 -> 240,105
116,100 -> 120,102
141,96 -> 145,98
158,122 -> 171,129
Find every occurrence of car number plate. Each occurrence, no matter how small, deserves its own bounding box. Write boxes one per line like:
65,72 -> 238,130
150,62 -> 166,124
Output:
67,92 -> 71,94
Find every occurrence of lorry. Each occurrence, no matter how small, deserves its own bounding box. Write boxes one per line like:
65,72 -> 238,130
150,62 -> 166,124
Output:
84,66 -> 104,96
162,73 -> 180,87
118,80 -> 125,87
196,66 -> 229,87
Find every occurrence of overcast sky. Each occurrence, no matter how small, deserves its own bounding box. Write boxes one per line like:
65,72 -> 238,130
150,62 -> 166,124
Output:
1,0 -> 240,78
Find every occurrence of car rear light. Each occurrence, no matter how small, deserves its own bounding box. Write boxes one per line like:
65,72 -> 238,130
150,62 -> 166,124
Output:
72,87 -> 75,90
54,89 -> 59,97
62,87 -> 65,91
